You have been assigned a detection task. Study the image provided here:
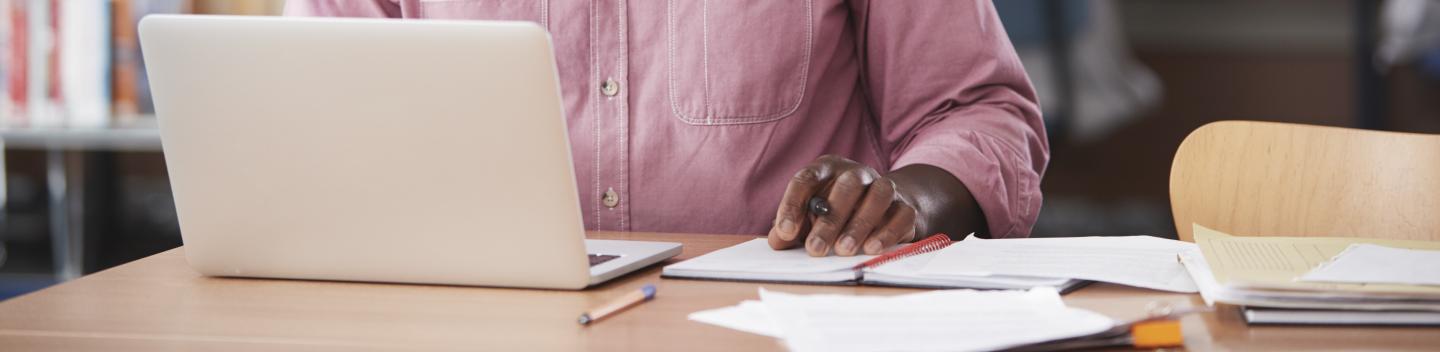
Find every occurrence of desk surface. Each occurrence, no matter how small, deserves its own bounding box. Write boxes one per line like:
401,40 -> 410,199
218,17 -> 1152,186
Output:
0,232 -> 1436,351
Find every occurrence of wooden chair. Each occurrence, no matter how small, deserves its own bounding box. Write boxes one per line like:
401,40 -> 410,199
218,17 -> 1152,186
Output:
1169,121 -> 1440,242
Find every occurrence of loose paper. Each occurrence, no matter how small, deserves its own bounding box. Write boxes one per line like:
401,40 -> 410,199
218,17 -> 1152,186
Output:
920,235 -> 1199,292
689,288 -> 1114,352
688,300 -> 782,338
1300,244 -> 1440,286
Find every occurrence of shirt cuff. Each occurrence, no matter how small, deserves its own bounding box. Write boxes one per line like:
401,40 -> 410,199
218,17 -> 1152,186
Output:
891,130 -> 1042,238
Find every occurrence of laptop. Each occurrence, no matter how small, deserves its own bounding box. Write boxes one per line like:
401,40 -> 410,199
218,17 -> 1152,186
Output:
139,15 -> 680,290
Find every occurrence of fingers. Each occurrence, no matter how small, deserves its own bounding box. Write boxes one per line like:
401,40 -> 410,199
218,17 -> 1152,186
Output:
768,161 -> 833,249
805,167 -> 875,256
768,221 -> 812,250
833,177 -> 895,256
863,203 -> 918,255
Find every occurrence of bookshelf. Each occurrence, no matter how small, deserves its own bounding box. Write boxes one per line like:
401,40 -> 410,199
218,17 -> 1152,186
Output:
0,118 -> 162,151
3,0 -> 282,291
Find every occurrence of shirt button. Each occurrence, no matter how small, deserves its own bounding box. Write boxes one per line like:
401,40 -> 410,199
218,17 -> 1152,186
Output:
600,79 -> 619,96
602,187 -> 620,208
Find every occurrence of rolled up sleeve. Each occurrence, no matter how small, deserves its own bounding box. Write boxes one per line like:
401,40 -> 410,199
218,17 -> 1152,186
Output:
851,0 -> 1049,238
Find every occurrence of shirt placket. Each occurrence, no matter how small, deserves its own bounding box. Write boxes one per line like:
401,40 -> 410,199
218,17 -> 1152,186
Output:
592,0 -> 630,231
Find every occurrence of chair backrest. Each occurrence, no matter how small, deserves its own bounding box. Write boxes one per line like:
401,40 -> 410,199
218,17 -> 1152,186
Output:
1169,121 -> 1440,242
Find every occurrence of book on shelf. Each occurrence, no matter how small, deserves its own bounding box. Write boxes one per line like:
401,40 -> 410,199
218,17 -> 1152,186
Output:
24,0 -> 54,127
59,0 -> 112,128
2,0 -> 24,125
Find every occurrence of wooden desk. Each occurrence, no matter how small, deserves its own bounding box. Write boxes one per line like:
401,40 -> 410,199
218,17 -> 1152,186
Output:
0,232 -> 1436,350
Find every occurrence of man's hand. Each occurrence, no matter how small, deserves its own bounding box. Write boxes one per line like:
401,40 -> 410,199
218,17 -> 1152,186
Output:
767,155 -> 990,256
767,155 -> 917,256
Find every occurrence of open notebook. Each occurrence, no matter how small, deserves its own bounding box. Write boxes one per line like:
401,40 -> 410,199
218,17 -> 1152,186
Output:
661,237 -> 1087,292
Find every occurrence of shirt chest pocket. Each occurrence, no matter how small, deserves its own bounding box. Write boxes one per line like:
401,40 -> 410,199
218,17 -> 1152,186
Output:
414,0 -> 547,25
666,0 -> 814,125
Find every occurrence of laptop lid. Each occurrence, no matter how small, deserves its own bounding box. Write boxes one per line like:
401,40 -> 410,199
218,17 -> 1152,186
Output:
141,15 -> 593,289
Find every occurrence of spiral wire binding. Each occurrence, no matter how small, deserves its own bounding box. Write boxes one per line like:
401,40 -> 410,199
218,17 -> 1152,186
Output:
852,233 -> 953,271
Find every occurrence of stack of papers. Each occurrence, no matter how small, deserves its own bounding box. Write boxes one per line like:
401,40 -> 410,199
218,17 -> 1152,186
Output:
690,288 -> 1115,352
1182,224 -> 1440,325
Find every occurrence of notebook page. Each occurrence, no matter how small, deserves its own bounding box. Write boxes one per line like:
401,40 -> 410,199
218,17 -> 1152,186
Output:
920,235 -> 1199,292
863,250 -> 1073,288
665,238 -> 871,273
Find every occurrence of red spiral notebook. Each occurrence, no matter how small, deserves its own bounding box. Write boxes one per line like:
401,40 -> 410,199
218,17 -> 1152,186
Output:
662,234 -> 1088,292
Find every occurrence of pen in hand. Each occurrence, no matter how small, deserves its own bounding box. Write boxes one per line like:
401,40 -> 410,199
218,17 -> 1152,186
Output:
578,284 -> 657,325
808,196 -> 831,216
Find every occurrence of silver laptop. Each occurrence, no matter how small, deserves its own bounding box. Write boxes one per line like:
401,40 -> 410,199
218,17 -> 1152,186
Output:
139,15 -> 680,290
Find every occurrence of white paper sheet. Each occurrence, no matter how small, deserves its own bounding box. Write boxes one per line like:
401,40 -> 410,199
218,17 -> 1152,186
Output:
688,289 -> 1116,351
1299,244 -> 1440,286
688,300 -> 783,338
920,235 -> 1199,292
757,288 -> 1114,352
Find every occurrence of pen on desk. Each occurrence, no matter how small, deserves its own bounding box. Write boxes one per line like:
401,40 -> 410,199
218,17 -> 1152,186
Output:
578,284 -> 657,325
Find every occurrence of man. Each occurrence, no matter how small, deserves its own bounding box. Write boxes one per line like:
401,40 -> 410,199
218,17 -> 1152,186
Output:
287,0 -> 1048,257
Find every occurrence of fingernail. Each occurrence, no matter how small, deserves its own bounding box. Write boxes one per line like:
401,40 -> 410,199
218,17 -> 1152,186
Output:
863,239 -> 884,254
806,235 -> 827,256
837,236 -> 857,255
778,219 -> 798,240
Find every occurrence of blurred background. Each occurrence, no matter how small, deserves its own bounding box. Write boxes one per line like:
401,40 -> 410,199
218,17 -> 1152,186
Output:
1,0 -> 1438,300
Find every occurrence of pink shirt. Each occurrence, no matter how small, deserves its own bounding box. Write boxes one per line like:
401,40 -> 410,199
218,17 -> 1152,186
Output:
286,0 -> 1048,238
